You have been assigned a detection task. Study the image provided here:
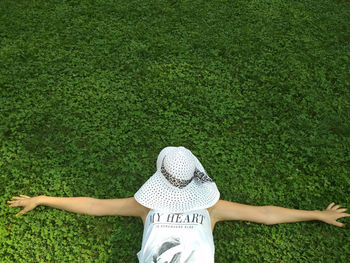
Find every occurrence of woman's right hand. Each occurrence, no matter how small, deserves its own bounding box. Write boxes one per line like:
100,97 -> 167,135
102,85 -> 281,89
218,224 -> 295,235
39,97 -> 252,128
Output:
8,195 -> 40,216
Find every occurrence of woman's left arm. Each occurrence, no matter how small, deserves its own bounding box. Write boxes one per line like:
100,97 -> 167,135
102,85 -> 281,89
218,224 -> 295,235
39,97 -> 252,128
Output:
211,200 -> 350,227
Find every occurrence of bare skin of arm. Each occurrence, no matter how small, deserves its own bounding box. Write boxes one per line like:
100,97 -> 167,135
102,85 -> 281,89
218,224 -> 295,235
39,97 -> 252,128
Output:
8,195 -> 150,223
209,200 -> 350,230
9,196 -> 349,230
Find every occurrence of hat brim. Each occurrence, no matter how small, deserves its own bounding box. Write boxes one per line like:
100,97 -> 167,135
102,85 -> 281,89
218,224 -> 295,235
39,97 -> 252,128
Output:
134,170 -> 220,213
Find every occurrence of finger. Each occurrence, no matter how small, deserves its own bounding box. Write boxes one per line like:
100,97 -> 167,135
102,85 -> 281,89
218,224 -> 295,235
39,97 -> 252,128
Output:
12,196 -> 26,200
333,205 -> 341,210
20,195 -> 30,198
16,208 -> 29,216
326,202 -> 335,210
8,201 -> 19,207
334,221 -> 345,228
10,200 -> 24,207
338,208 -> 347,213
341,213 -> 350,218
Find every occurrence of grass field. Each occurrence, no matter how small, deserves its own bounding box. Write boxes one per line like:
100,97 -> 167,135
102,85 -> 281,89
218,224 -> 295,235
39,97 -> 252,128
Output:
1,0 -> 350,262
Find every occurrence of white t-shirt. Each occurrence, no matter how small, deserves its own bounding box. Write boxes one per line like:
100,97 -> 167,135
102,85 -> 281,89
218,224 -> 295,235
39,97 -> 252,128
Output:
137,209 -> 215,263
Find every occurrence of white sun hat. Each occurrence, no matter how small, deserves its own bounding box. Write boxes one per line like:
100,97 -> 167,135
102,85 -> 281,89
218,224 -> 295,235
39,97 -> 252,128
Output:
134,146 -> 220,212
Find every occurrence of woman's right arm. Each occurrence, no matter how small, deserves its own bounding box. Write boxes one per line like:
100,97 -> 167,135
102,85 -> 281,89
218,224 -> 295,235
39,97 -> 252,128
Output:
8,195 -> 149,219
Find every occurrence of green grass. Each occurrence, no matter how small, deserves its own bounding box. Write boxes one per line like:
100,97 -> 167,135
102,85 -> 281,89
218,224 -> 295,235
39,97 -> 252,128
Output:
1,0 -> 349,262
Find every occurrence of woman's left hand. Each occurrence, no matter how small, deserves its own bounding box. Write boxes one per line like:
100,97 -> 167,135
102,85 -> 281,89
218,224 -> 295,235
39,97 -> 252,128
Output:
319,203 -> 350,227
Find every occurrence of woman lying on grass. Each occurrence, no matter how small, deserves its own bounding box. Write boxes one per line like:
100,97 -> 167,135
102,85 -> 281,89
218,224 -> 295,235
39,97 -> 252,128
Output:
8,146 -> 349,263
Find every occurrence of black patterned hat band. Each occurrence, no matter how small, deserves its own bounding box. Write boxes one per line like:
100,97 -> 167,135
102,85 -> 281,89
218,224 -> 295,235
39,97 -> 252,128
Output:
161,157 -> 214,189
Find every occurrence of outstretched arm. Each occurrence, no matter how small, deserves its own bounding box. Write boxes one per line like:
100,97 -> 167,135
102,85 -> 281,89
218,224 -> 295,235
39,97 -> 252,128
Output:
211,200 -> 349,227
8,195 -> 149,219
